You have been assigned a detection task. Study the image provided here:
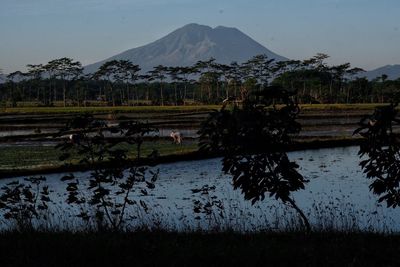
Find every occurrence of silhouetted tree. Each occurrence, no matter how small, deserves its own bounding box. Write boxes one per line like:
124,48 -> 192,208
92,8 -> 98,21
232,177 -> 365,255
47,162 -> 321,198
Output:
6,71 -> 27,106
56,114 -> 159,230
26,64 -> 45,104
345,67 -> 365,103
95,60 -> 120,106
168,66 -> 181,105
355,101 -> 400,208
45,58 -> 83,106
139,74 -> 152,102
178,66 -> 196,105
195,58 -> 220,102
199,86 -> 311,231
125,61 -> 141,104
149,65 -> 167,106
227,62 -> 243,99
242,54 -> 275,92
1,54 -> 398,105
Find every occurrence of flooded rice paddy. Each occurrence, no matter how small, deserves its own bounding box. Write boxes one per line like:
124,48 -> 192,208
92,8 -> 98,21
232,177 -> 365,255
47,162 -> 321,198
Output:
1,146 -> 398,232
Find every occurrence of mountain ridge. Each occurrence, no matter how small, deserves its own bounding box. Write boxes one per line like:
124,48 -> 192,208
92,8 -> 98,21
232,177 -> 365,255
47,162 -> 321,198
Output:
361,64 -> 400,80
84,23 -> 287,73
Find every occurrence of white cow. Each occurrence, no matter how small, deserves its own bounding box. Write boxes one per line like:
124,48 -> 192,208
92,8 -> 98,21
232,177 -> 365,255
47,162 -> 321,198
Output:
69,134 -> 81,144
170,131 -> 182,145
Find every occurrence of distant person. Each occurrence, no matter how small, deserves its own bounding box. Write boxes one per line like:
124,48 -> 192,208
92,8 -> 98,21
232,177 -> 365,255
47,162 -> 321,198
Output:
170,131 -> 182,145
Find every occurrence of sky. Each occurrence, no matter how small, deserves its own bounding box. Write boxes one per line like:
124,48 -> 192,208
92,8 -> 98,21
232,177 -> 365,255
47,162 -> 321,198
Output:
1,0 -> 399,73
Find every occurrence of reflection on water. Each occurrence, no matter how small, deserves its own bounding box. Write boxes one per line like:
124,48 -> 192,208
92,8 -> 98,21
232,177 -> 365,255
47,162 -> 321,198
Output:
0,127 -> 198,138
0,146 -> 399,232
0,129 -> 55,137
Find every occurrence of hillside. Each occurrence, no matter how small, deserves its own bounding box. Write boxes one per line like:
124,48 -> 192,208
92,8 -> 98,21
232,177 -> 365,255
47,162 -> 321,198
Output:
84,23 -> 287,73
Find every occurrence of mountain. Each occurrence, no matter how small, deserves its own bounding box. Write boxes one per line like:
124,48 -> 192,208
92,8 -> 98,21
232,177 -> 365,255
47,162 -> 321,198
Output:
84,23 -> 287,73
361,65 -> 400,80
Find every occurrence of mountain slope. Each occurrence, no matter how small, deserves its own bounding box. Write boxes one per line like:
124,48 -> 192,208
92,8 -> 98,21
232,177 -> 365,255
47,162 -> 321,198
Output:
85,23 -> 287,73
362,65 -> 400,80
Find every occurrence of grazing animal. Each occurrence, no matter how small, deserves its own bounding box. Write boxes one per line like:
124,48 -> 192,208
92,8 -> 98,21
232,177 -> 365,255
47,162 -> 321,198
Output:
369,119 -> 377,126
222,96 -> 240,110
69,134 -> 81,144
170,131 -> 182,145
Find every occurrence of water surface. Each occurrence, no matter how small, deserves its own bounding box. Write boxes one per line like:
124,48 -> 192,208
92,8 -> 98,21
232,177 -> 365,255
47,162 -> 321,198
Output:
1,146 -> 398,232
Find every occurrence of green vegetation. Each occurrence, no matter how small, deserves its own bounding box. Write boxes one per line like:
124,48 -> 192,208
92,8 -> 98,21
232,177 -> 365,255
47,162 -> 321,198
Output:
199,87 -> 311,231
1,54 -> 400,109
1,35 -> 400,267
0,103 -> 390,116
0,137 -> 364,178
0,146 -> 61,169
0,140 -> 198,171
1,102 -> 400,266
0,105 -> 220,115
299,103 -> 388,110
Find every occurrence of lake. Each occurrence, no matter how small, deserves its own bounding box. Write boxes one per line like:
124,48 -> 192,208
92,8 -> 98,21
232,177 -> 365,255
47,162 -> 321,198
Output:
0,146 -> 398,232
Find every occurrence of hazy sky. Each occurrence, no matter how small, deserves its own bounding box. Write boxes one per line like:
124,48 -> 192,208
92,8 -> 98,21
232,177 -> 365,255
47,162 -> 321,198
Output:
1,0 -> 399,73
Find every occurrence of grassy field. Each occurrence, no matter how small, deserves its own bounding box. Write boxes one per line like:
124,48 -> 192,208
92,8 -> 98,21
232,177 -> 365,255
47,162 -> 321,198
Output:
0,103 -> 389,115
299,103 -> 387,110
0,140 -> 198,171
0,231 -> 399,266
0,105 -> 221,115
0,137 -> 364,178
0,103 -> 379,177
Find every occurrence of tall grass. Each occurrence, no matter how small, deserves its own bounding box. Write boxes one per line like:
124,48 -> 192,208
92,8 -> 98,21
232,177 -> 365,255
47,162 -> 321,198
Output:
0,189 -> 394,234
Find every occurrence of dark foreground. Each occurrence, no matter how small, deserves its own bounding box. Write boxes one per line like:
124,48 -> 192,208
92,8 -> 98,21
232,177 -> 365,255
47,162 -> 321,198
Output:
1,231 -> 399,266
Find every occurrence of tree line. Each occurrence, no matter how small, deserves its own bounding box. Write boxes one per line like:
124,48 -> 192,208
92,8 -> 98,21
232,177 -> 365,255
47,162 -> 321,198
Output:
1,53 -> 400,107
